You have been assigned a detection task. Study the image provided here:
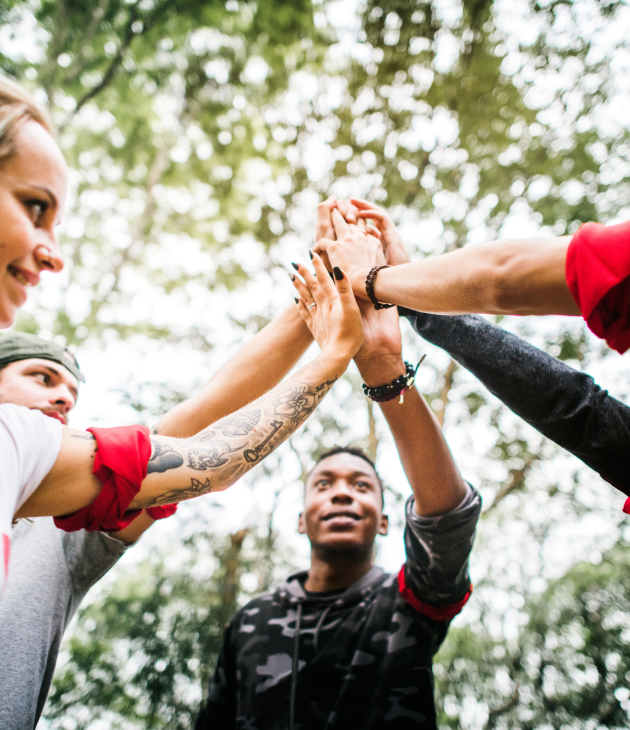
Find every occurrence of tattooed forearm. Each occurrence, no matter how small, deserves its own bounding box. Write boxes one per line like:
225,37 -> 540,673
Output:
71,433 -> 96,441
147,440 -> 184,474
243,419 -> 283,463
213,410 -> 261,436
148,477 -> 213,506
188,440 -> 244,470
135,369 -> 340,509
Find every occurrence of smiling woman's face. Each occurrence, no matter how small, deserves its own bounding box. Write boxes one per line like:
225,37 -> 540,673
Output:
0,120 -> 67,328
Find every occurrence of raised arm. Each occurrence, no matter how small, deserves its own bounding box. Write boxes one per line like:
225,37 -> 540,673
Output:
315,201 -> 579,317
152,304 -> 312,437
15,257 -> 363,519
353,302 -> 466,516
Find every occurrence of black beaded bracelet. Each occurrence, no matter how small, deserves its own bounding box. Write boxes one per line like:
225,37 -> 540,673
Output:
362,358 -> 424,404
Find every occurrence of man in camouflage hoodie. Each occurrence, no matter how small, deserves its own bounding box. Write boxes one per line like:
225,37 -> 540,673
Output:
195,287 -> 482,729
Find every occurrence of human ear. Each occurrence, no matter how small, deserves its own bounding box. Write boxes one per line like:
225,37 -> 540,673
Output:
298,511 -> 306,534
378,514 -> 389,536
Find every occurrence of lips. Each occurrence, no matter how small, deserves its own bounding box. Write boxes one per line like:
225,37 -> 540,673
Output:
42,410 -> 67,425
322,511 -> 361,522
8,265 -> 40,289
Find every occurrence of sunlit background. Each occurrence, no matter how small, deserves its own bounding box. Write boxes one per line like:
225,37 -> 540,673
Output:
2,0 -> 630,726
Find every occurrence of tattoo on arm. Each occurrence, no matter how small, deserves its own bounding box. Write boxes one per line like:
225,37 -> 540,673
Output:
71,434 -> 96,441
149,477 -> 213,506
142,375 -> 338,508
147,440 -> 184,474
213,410 -> 261,436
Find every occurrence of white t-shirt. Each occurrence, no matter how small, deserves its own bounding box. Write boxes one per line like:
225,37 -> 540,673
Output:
0,404 -> 62,603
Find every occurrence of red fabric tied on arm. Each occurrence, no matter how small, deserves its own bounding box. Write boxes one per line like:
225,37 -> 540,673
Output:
623,498 -> 630,515
54,425 -> 152,533
145,504 -> 178,520
566,221 -> 630,354
397,565 -> 471,622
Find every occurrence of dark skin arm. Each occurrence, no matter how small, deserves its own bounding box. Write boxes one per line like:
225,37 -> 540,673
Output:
316,203 -> 466,515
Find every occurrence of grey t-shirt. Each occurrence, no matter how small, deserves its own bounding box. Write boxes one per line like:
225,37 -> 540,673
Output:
0,518 -> 129,729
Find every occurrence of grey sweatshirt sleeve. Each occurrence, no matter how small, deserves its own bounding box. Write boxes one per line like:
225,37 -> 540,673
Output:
404,484 -> 481,607
400,309 -> 630,496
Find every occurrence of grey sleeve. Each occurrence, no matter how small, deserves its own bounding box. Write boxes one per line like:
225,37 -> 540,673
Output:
401,309 -> 630,496
403,484 -> 481,606
62,530 -> 129,593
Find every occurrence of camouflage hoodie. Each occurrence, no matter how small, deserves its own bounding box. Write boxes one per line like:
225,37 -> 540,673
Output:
197,487 -> 481,730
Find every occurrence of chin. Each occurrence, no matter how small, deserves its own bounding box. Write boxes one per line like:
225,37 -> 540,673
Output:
312,538 -> 374,562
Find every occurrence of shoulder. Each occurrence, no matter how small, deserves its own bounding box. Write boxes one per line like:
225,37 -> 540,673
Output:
0,403 -> 62,455
0,404 -> 63,512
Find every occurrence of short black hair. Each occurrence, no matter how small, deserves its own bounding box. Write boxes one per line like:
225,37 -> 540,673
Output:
307,446 -> 384,508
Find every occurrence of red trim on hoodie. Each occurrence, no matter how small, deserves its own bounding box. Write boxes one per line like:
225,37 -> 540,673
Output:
398,565 -> 471,621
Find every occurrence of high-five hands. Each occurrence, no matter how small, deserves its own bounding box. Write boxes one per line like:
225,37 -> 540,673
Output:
312,198 -> 410,303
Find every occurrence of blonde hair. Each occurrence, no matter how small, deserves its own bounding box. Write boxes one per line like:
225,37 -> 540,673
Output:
0,74 -> 52,163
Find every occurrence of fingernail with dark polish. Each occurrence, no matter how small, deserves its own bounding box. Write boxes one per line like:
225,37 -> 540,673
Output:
294,297 -> 299,304
291,262 -> 299,271
334,267 -> 343,281
309,251 -> 313,260
288,272 -> 295,281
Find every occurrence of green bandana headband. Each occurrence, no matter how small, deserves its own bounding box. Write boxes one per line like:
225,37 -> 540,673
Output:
0,332 -> 85,383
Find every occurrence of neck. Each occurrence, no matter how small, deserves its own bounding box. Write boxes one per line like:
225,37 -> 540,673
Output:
304,544 -> 374,592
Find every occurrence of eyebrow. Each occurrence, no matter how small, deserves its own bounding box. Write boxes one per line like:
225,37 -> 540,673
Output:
31,185 -> 58,209
313,469 -> 376,481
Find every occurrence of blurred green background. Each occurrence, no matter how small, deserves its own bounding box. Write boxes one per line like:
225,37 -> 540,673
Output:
2,0 -> 630,727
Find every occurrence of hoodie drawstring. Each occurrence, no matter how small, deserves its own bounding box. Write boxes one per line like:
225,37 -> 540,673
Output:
313,605 -> 331,653
289,602 -> 302,730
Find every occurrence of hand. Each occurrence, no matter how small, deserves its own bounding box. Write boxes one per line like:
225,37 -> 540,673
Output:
291,252 -> 364,361
349,199 -> 411,266
314,197 -> 376,271
313,209 -> 385,301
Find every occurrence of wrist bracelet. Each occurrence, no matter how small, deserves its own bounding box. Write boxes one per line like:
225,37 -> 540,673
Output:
362,357 -> 425,404
365,265 -> 395,310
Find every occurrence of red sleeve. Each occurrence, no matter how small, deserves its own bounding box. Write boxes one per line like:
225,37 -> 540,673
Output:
566,221 -> 630,354
397,566 -> 472,621
54,425 -> 151,533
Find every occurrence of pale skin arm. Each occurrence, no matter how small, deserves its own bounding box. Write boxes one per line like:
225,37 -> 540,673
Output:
15,258 -> 363,520
316,199 -> 580,317
101,305 -> 313,543
152,304 -> 313,437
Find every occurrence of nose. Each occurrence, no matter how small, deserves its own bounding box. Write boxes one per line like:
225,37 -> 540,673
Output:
330,481 -> 354,504
34,242 -> 64,274
51,386 -> 75,413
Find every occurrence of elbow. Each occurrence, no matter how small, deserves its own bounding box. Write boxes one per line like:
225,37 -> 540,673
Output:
483,243 -> 531,315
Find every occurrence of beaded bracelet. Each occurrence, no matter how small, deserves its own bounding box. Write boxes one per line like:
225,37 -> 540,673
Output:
362,358 -> 425,404
365,265 -> 395,310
